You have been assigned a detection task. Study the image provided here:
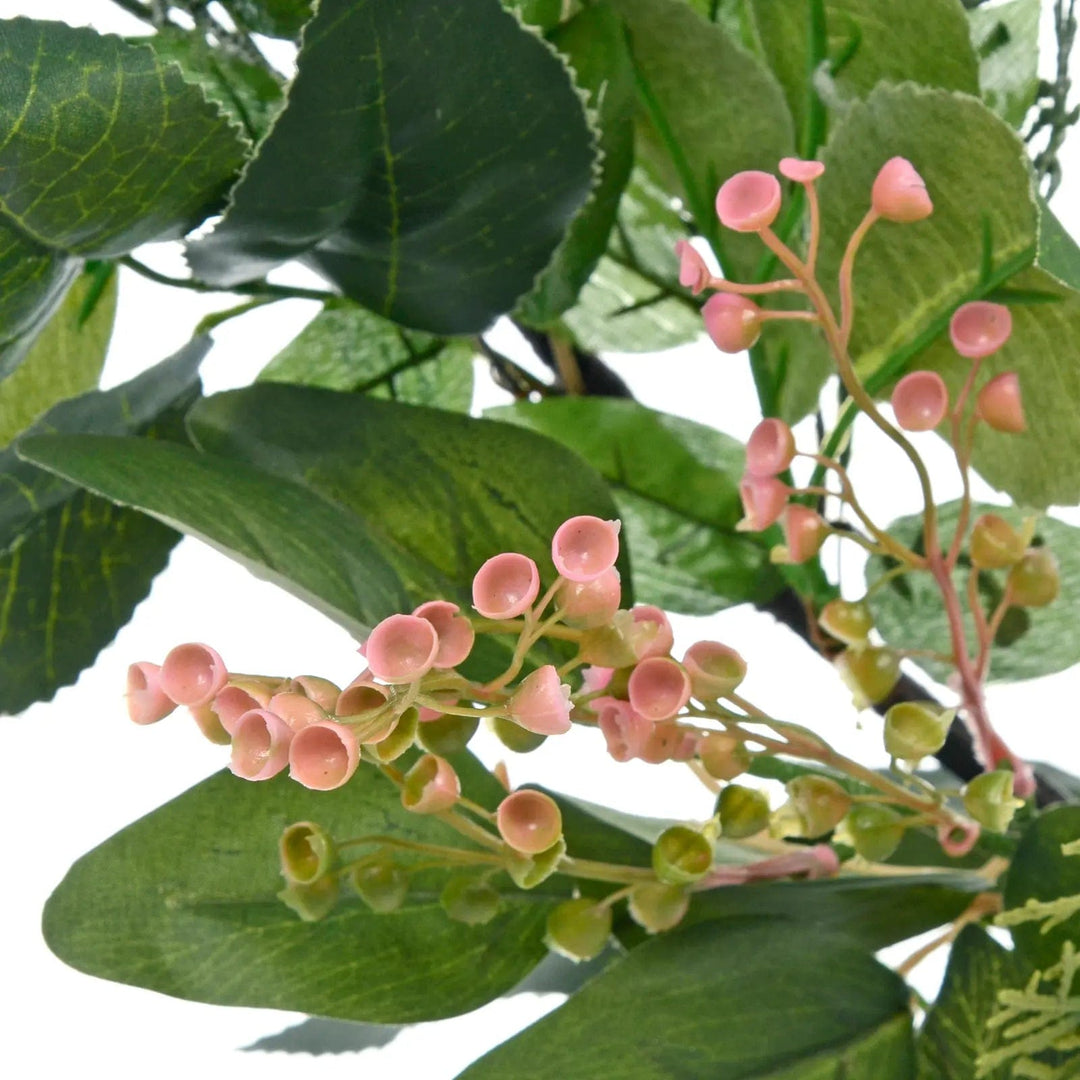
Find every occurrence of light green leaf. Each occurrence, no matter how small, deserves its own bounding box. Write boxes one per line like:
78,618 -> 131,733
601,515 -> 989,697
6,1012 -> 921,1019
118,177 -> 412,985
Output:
1037,201 -> 1080,291
457,919 -> 915,1080
187,0 -> 597,336
969,0 -> 1040,128
867,501 -> 1080,682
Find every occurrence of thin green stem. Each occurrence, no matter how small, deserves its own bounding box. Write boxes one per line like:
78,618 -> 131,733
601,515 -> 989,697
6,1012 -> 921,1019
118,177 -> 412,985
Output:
194,296 -> 279,335
121,255 -> 337,303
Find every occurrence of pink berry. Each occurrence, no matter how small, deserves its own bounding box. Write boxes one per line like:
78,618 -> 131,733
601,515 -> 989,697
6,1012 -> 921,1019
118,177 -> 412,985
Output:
891,370 -> 949,431
639,720 -> 698,764
702,293 -> 762,353
630,605 -> 675,660
627,656 -> 692,721
401,754 -> 461,814
675,239 -> 711,295
288,720 -> 360,790
230,708 -> 294,782
210,684 -> 268,735
507,665 -> 572,736
496,790 -> 563,855
949,301 -> 1012,359
782,505 -> 826,564
778,157 -> 825,183
557,566 -> 622,627
364,613 -> 440,684
287,675 -> 342,712
159,643 -> 228,707
413,600 -> 475,668
745,417 -> 796,477
871,157 -> 932,223
472,552 -> 541,619
595,697 -> 652,762
715,170 -> 782,232
268,691 -> 329,732
551,515 -> 621,583
126,662 -> 176,725
976,372 -> 1026,433
737,474 -> 789,532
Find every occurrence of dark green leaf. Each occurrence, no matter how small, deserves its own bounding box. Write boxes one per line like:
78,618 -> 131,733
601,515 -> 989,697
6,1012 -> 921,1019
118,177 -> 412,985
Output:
968,0 -> 1040,128
457,919 -> 915,1079
187,0 -> 597,335
916,924 -> 1028,1080
489,397 -> 782,613
217,0 -> 314,38
503,0 -> 564,31
1037,201 -> 1080,291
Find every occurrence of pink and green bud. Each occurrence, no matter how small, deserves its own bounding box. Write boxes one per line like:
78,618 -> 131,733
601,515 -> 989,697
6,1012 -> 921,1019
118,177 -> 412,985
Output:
675,239 -> 711,294
627,656 -> 692,721
1007,548 -> 1060,608
287,675 -> 341,712
698,730 -> 751,781
506,837 -> 566,889
717,783 -> 770,838
715,170 -> 782,232
212,682 -> 271,735
189,702 -> 231,745
745,417 -> 796,477
508,664 -> 572,735
963,769 -> 1023,832
976,372 -> 1025,433
835,646 -> 901,709
639,720 -> 698,764
652,825 -> 713,885
288,720 -> 360,790
578,615 -> 639,667
496,789 -> 564,855
819,598 -> 874,647
126,661 -> 176,725
352,858 -> 409,913
441,874 -> 503,925
369,706 -> 419,762
779,504 -> 826,564
737,474 -> 789,532
268,691 -> 329,732
970,513 -> 1028,570
778,157 -> 824,183
630,605 -> 675,660
472,551 -> 541,619
843,803 -> 904,861
683,641 -> 746,701
412,600 -> 475,669
335,673 -> 390,720
491,714 -> 548,753
884,701 -> 954,762
937,819 -> 981,858
159,642 -> 228,707
557,567 -> 622,627
786,775 -> 852,838
949,301 -> 1012,359
552,515 -> 621,583
364,613 -> 440,684
891,370 -> 949,431
596,697 -> 652,762
545,898 -> 612,961
230,708 -> 293,781
871,157 -> 932,223
401,753 -> 461,813
627,882 -> 689,934
416,713 -> 479,757
703,293 -> 762,353
278,876 -> 339,922
279,821 -> 336,885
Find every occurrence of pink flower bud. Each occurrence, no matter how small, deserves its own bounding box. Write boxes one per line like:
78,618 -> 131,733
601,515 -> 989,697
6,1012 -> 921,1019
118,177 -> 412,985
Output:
715,170 -> 782,232
580,665 -> 614,695
557,567 -> 622,627
937,819 -> 981,858
976,372 -> 1025,433
949,301 -> 1012,359
412,600 -> 475,668
630,605 -> 675,660
639,720 -> 698,764
159,643 -> 228,707
401,754 -> 460,813
745,417 -> 796,477
891,370 -> 949,431
496,790 -> 563,854
782,504 -> 827,564
871,157 -> 932,223
126,662 -> 176,725
364,614 -> 439,684
189,703 -> 231,745
288,720 -> 360,790
287,675 -> 341,712
778,157 -> 825,183
682,641 -> 746,701
230,708 -> 293,781
335,673 -> 390,718
472,552 -> 541,619
552,515 -> 621,583
595,697 -> 652,762
702,293 -> 762,353
508,664 -> 572,735
211,681 -> 274,735
268,691 -> 329,732
628,656 -> 692,721
737,474 -> 789,532
675,239 -> 711,295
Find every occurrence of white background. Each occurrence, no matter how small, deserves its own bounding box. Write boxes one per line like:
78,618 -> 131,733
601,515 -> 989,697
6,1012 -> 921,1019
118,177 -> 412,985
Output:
3,2 -> 1080,1077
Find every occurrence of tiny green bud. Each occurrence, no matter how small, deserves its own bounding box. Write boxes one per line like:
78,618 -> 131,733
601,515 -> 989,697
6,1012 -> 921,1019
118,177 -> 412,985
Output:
506,837 -> 566,889
1007,548 -> 1060,608
785,775 -> 852,838
698,731 -> 751,781
835,646 -> 901,709
577,612 -> 643,667
884,701 -> 954,762
277,875 -> 340,922
417,713 -> 479,757
842,804 -> 904,862
717,783 -> 771,839
818,599 -> 874,647
351,858 -> 410,913
545,898 -> 612,962
627,882 -> 689,934
652,825 -> 713,885
370,705 -> 420,762
970,513 -> 1026,570
279,821 -> 336,885
490,714 -> 547,753
963,770 -> 1024,832
440,875 -> 503,925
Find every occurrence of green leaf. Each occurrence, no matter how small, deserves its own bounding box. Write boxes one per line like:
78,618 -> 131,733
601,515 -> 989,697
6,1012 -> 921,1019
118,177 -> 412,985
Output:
457,919 -> 915,1080
0,340 -> 203,714
917,924 -> 1028,1080
43,758 -> 549,1023
969,0 -> 1041,128
187,0 -> 597,335
867,501 -> 1080,682
489,397 -> 782,614
258,303 -> 474,412
0,18 -> 246,378
217,0 -> 314,38
515,3 -> 636,326
1038,201 -> 1080,291
0,269 -> 117,447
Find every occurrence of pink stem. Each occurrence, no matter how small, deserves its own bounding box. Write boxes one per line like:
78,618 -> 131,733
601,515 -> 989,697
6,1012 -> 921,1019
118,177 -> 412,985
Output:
705,274 -> 805,296
838,209 -> 880,347
945,358 -> 985,569
758,309 -> 819,323
804,181 -> 822,272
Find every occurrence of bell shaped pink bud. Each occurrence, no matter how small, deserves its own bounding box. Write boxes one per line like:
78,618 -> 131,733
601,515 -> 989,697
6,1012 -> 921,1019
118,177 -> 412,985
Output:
212,682 -> 272,736
472,552 -> 541,619
508,665 -> 572,735
364,613 -> 439,684
630,605 -> 675,660
401,754 -> 461,814
745,417 -> 796,477
496,790 -> 563,855
557,567 -> 622,628
976,372 -> 1025,433
335,673 -> 390,719
639,720 -> 698,764
892,370 -> 949,431
949,301 -> 1012,359
126,662 -> 177,725
230,708 -> 293,781
938,819 -> 981,858
675,239 -> 711,295
159,643 -> 228,707
268,691 -> 329,733
596,697 -> 652,762
703,293 -> 762,353
413,600 -> 475,668
580,665 -> 614,694
289,720 -> 360,790
871,157 -> 932,223
715,170 -> 782,232
628,656 -> 692,721
190,703 -> 231,745
288,675 -> 341,712
782,504 -> 827,564
683,641 -> 746,701
737,474 -> 789,532
778,157 -> 824,183
552,515 -> 621,583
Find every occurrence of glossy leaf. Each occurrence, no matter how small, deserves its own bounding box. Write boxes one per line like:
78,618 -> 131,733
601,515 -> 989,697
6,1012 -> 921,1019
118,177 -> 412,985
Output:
217,0 -> 314,38
969,0 -> 1041,128
188,0 -> 597,335
490,397 -> 782,613
457,919 -> 914,1079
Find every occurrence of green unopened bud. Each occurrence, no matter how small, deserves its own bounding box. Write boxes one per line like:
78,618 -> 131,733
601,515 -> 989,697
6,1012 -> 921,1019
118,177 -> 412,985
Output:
506,837 -> 566,889
370,706 -> 419,762
440,875 -> 503,925
963,770 -> 1024,832
417,714 -> 479,757
884,701 -> 954,762
279,821 -> 336,885
351,858 -> 410,913
835,646 -> 901,709
490,714 -> 547,753
278,875 -> 340,921
842,804 -> 904,862
698,731 -> 751,781
628,882 -> 689,934
970,513 -> 1027,570
717,783 -> 770,839
1007,548 -> 1060,608
545,898 -> 612,962
786,775 -> 852,838
577,612 -> 643,667
652,825 -> 713,885
768,798 -> 805,840
819,599 -> 874,647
